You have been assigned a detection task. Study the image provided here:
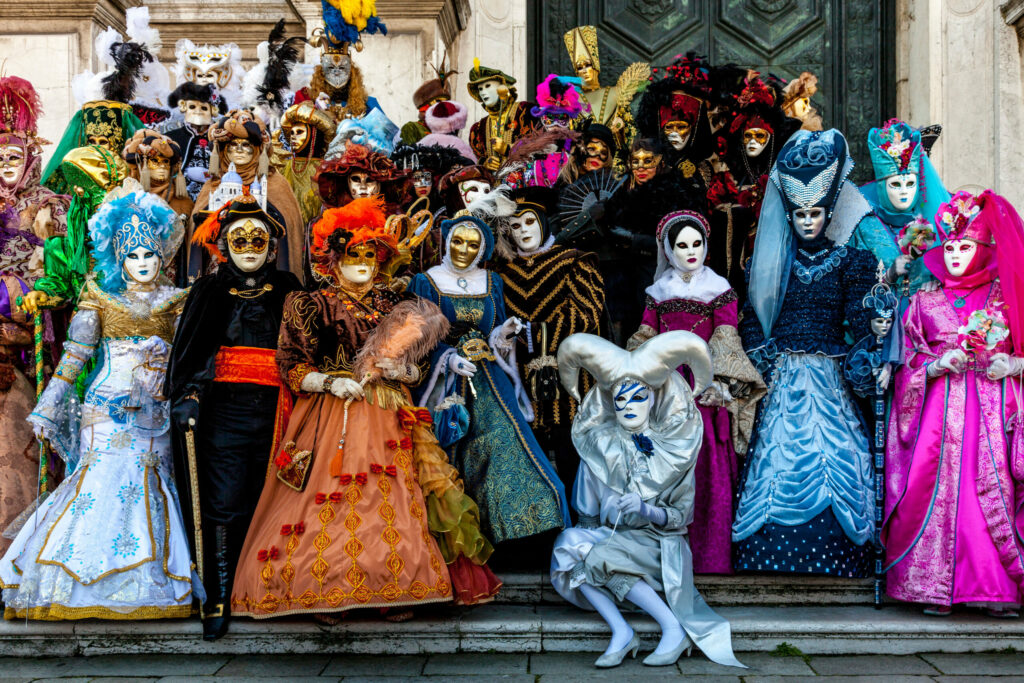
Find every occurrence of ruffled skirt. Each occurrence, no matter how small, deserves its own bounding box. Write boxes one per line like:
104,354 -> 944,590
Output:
0,421 -> 197,620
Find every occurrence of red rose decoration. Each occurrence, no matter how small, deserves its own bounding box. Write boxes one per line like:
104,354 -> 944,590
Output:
370,463 -> 383,474
355,472 -> 368,486
257,549 -> 269,562
281,524 -> 293,536
315,493 -> 327,505
198,138 -> 208,148
386,439 -> 399,450
269,546 -> 280,560
296,521 -> 306,534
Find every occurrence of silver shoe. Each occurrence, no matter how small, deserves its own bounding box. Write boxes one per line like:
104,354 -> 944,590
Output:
594,632 -> 640,668
642,634 -> 693,666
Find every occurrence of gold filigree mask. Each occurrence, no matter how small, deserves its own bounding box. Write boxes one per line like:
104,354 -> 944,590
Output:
227,220 -> 270,254
584,139 -> 610,171
224,139 -> 255,166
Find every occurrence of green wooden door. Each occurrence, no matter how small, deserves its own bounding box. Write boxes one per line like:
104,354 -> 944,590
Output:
528,0 -> 895,180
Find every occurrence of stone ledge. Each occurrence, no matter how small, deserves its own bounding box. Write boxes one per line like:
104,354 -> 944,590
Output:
1,605 -> 1021,657
495,572 -> 876,606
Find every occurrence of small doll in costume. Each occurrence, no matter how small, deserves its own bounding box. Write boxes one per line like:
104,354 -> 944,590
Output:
408,193 -> 571,550
230,197 -> 500,620
884,191 -> 1024,617
733,129 -> 882,577
550,331 -> 744,669
166,193 -> 302,640
0,186 -> 202,620
628,211 -> 765,574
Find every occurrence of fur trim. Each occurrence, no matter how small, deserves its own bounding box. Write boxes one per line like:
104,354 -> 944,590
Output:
353,297 -> 451,381
418,133 -> 477,164
425,100 -> 467,135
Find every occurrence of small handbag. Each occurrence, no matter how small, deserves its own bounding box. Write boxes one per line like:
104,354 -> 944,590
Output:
275,396 -> 323,492
432,371 -> 470,448
526,322 -> 559,403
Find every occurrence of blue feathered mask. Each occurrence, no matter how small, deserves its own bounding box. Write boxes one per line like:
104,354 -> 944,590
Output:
88,188 -> 184,292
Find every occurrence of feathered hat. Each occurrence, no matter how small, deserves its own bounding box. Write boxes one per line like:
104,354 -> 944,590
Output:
413,55 -> 456,110
636,52 -> 714,159
314,142 -> 406,210
0,75 -> 45,146
466,58 -> 517,103
310,196 -> 396,280
240,20 -> 310,121
87,187 -> 183,292
934,191 -> 988,244
531,74 -> 583,119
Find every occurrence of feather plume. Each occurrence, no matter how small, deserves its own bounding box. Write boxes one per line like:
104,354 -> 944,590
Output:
243,19 -> 307,117
94,27 -> 121,69
125,6 -> 161,52
101,39 -> 154,103
0,76 -> 43,135
353,297 -> 451,380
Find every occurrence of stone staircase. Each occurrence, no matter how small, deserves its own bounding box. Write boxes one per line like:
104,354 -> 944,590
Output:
3,572 -> 1024,657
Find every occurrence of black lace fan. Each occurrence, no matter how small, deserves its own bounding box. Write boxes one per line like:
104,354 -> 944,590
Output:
556,169 -> 623,229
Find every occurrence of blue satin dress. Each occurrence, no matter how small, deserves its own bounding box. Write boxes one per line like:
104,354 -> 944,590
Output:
408,272 -> 569,544
732,237 -> 878,577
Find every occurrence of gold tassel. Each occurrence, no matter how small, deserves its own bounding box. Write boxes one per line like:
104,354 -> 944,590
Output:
174,169 -> 187,199
139,162 -> 151,191
258,146 -> 269,178
209,144 -> 221,178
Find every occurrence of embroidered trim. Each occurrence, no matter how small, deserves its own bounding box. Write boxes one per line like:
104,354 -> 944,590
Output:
793,246 -> 847,284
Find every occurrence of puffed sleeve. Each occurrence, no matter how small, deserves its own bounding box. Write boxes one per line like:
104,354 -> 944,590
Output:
276,290 -> 324,393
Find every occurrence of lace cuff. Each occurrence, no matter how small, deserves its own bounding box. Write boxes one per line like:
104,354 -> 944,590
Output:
661,507 -> 686,530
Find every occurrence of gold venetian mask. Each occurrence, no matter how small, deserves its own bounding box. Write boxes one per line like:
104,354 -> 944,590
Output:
449,224 -> 482,270
227,220 -> 270,254
224,139 -> 256,166
743,128 -> 771,146
146,156 -> 172,184
584,139 -> 610,171
662,120 -> 691,139
287,123 -> 310,153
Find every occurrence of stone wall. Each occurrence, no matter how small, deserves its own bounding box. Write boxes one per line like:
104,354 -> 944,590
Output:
897,0 -> 1024,206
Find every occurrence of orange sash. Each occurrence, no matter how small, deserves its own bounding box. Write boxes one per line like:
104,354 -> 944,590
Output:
214,346 -> 293,470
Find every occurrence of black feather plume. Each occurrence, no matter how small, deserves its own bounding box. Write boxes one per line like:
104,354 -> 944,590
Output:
100,40 -> 154,103
257,19 -> 307,108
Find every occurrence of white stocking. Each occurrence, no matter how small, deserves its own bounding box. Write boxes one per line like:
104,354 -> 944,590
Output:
579,583 -> 634,654
624,580 -> 687,656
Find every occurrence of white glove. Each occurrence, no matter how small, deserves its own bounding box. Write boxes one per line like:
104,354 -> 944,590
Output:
614,492 -> 643,515
448,354 -> 476,378
494,317 -> 524,352
698,380 -> 734,407
375,358 -> 419,383
927,349 -> 968,378
875,363 -> 893,391
987,353 -> 1024,381
919,280 -> 940,293
330,377 -> 365,401
888,255 -> 911,279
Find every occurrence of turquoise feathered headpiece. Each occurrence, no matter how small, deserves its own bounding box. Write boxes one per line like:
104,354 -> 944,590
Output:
88,187 -> 183,292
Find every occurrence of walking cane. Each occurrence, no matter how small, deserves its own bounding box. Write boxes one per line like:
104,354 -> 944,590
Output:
33,311 -> 49,497
185,418 -> 204,585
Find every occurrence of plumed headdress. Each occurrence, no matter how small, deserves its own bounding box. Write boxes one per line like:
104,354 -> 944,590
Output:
0,76 -> 44,145
310,0 -> 387,55
531,74 -> 583,119
191,191 -> 286,262
240,20 -> 309,121
87,186 -> 183,292
636,52 -> 714,160
310,196 -> 396,280
168,82 -> 228,115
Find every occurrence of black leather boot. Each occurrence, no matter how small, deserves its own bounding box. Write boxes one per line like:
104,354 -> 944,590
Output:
202,524 -> 231,641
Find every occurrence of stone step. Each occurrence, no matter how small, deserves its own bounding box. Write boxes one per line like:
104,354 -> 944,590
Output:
495,571 -> 877,606
2,604 -> 1020,658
